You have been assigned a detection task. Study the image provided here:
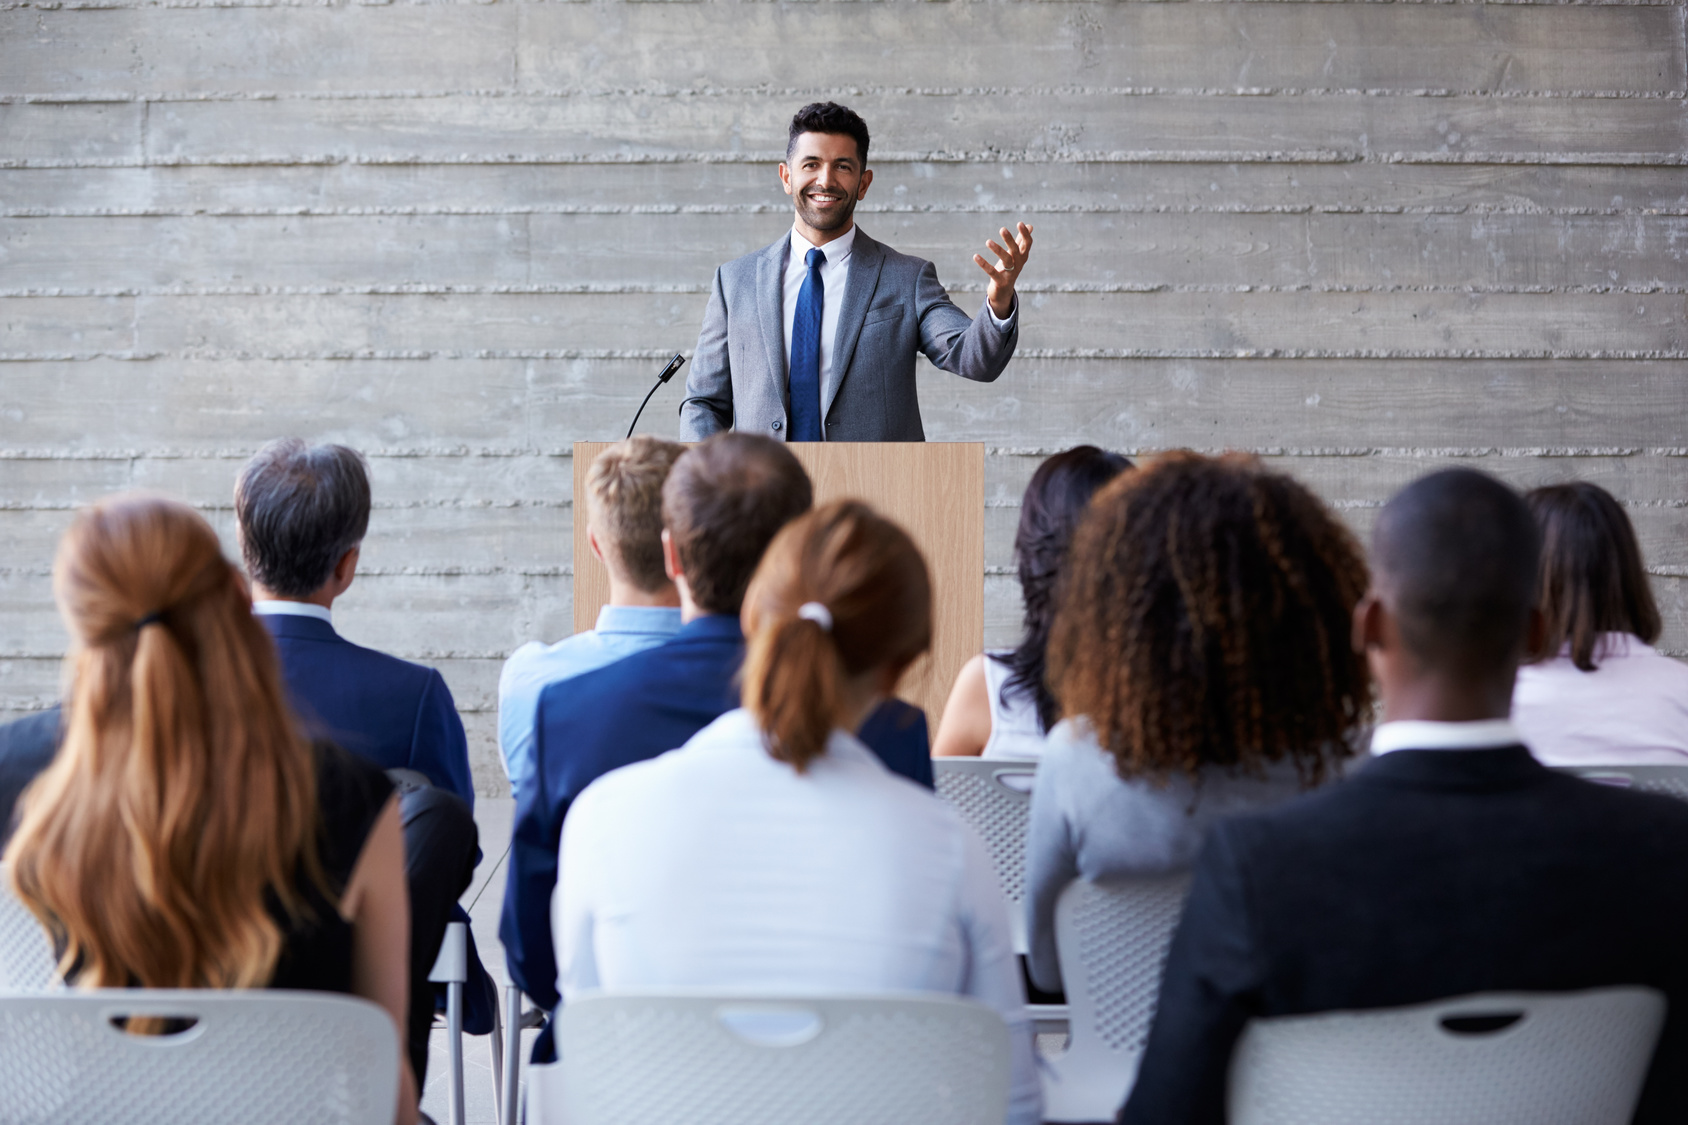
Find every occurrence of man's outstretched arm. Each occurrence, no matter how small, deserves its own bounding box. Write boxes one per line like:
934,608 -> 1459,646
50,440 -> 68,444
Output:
678,266 -> 734,439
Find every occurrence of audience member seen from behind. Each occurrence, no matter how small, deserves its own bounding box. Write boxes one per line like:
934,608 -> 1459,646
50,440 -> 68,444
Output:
1119,468 -> 1688,1125
498,436 -> 686,803
1511,481 -> 1688,765
4,496 -> 416,1125
236,438 -> 481,1090
556,501 -> 1041,1125
1024,452 -> 1370,994
934,445 -> 1132,759
499,433 -> 932,1061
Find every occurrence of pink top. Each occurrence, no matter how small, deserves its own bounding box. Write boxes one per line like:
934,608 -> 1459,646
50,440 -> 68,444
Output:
1512,633 -> 1688,766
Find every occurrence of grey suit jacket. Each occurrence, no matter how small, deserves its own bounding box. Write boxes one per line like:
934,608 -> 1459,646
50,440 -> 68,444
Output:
679,228 -> 1018,442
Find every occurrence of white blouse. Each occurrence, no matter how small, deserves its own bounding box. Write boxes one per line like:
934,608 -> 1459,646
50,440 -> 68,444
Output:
981,651 -> 1048,760
555,707 -> 1042,1125
1512,633 -> 1688,766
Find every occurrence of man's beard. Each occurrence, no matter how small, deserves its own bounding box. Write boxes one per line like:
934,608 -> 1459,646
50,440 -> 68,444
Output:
795,187 -> 858,234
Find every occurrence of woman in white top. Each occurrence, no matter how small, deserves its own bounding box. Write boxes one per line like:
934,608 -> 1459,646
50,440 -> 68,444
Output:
1512,481 -> 1688,765
1025,453 -> 1371,994
556,500 -> 1042,1125
934,446 -> 1132,759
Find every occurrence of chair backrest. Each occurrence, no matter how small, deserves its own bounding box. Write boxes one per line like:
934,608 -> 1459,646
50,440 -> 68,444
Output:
1042,874 -> 1191,1122
542,992 -> 1010,1125
0,988 -> 399,1125
932,758 -> 1036,949
0,862 -> 59,990
1228,986 -> 1666,1125
1555,764 -> 1688,805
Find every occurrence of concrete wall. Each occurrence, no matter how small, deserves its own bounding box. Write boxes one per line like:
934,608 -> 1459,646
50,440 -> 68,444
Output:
3,1 -> 1684,796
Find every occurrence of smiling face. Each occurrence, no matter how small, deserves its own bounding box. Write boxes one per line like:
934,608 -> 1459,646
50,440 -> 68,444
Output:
779,131 -> 873,244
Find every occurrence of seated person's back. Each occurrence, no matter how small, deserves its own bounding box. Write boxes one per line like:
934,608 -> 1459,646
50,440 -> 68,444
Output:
1120,468 -> 1688,1125
3,495 -> 418,1125
1025,452 -> 1371,993
502,433 -> 931,1041
1511,480 -> 1688,765
559,501 -> 1041,1125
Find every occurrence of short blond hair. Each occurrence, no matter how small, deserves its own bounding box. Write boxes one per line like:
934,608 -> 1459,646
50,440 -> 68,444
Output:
586,436 -> 686,592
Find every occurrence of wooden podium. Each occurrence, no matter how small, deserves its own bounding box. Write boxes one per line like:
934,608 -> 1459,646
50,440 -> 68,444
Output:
573,441 -> 984,724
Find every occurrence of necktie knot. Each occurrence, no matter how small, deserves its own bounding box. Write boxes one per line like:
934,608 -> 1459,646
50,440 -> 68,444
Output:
806,247 -> 826,270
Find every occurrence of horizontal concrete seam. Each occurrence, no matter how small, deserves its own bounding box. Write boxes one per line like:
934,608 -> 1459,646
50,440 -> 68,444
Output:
986,446 -> 1685,458
8,283 -> 1688,297
983,496 -> 1688,509
8,153 -> 1688,169
6,88 -> 1686,103
0,447 -> 577,459
9,348 -> 1688,362
8,205 -> 1688,218
0,498 -> 571,510
6,0 -> 1685,8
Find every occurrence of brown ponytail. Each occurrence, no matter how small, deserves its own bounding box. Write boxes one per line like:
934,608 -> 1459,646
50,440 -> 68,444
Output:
6,494 -> 323,989
740,501 -> 932,772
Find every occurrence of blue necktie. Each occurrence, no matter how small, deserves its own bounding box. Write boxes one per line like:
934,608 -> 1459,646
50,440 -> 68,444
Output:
788,247 -> 826,442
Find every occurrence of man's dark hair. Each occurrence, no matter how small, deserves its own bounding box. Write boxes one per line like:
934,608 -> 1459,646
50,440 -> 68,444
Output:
1526,481 -> 1661,671
235,438 -> 371,598
661,433 -> 813,616
787,102 -> 870,165
1372,468 -> 1541,676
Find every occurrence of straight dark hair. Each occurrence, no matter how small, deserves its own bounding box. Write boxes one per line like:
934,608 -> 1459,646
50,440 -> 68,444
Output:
1003,446 -> 1132,731
235,439 -> 371,598
1526,481 -> 1661,671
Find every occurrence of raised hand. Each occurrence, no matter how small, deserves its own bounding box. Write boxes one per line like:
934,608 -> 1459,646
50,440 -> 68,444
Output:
974,221 -> 1034,320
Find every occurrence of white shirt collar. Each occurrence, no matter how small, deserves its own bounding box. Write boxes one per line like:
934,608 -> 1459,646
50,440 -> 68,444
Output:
790,223 -> 857,268
252,600 -> 333,624
1369,718 -> 1524,755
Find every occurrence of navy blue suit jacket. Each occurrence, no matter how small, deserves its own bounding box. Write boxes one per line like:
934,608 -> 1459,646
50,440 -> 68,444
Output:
1120,747 -> 1688,1125
0,705 -> 62,844
500,613 -> 931,1054
259,614 -> 474,809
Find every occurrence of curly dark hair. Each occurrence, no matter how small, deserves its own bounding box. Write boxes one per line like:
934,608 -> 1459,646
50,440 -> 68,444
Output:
788,102 -> 870,164
1001,446 -> 1133,731
1048,451 -> 1371,786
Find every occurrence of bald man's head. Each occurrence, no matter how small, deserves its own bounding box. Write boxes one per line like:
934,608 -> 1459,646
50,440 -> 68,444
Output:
1372,468 -> 1540,679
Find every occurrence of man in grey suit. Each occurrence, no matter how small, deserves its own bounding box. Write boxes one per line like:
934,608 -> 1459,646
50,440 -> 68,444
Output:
680,102 -> 1034,442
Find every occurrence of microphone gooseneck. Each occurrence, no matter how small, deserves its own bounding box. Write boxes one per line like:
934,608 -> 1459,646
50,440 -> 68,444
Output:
626,353 -> 686,440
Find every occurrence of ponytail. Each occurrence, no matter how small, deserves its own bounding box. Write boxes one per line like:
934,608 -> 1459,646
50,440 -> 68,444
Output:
739,501 -> 932,773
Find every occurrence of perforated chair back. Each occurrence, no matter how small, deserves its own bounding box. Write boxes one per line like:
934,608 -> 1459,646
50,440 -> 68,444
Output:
538,992 -> 1010,1125
1228,986 -> 1666,1125
0,863 -> 59,990
1041,874 -> 1192,1122
1555,764 -> 1688,805
933,758 -> 1036,951
0,988 -> 399,1125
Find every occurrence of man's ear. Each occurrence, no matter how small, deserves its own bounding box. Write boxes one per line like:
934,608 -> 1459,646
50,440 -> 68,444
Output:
331,544 -> 360,596
587,528 -> 605,565
1352,590 -> 1386,655
661,528 -> 681,583
856,167 -> 873,200
1523,605 -> 1548,658
778,161 -> 794,197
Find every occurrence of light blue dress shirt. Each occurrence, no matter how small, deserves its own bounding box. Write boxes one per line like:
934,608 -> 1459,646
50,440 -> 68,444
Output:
497,604 -> 681,802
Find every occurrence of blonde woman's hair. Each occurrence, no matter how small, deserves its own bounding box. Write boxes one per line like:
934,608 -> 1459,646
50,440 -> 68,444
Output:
5,494 -> 322,989
585,436 -> 687,592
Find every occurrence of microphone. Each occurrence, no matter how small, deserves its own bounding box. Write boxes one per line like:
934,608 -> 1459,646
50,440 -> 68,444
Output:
625,353 -> 686,440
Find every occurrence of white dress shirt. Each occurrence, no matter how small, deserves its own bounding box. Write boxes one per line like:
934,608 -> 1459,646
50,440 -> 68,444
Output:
1513,633 -> 1688,766
555,707 -> 1042,1125
1368,718 -> 1525,755
780,223 -> 1017,388
251,599 -> 333,624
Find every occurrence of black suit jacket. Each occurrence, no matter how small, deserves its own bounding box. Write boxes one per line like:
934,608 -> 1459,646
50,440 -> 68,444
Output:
0,706 -> 61,845
1120,746 -> 1688,1125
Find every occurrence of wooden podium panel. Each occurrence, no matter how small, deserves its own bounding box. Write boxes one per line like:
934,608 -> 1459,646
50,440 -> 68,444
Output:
573,441 -> 985,726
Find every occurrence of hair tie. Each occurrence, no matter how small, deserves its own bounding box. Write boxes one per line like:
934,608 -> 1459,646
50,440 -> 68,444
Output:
796,602 -> 833,633
133,611 -> 164,631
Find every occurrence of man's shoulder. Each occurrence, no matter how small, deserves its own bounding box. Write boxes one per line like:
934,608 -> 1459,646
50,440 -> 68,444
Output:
719,235 -> 786,281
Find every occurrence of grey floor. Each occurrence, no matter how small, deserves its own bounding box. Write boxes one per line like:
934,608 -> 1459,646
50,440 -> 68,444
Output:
420,798 -> 540,1125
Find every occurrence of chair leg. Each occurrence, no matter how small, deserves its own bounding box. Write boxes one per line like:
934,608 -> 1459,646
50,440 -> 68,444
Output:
501,984 -> 523,1125
445,979 -> 465,1125
489,986 -> 505,1125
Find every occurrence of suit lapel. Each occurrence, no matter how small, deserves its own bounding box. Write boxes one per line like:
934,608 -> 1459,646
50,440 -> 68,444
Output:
756,235 -> 790,411
826,229 -> 884,418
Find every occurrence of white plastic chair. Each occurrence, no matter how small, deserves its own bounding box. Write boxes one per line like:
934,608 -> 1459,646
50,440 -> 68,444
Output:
0,863 -> 59,990
0,988 -> 400,1125
529,992 -> 1011,1125
1556,764 -> 1688,804
933,758 -> 1037,952
1041,874 -> 1192,1122
1227,986 -> 1666,1125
